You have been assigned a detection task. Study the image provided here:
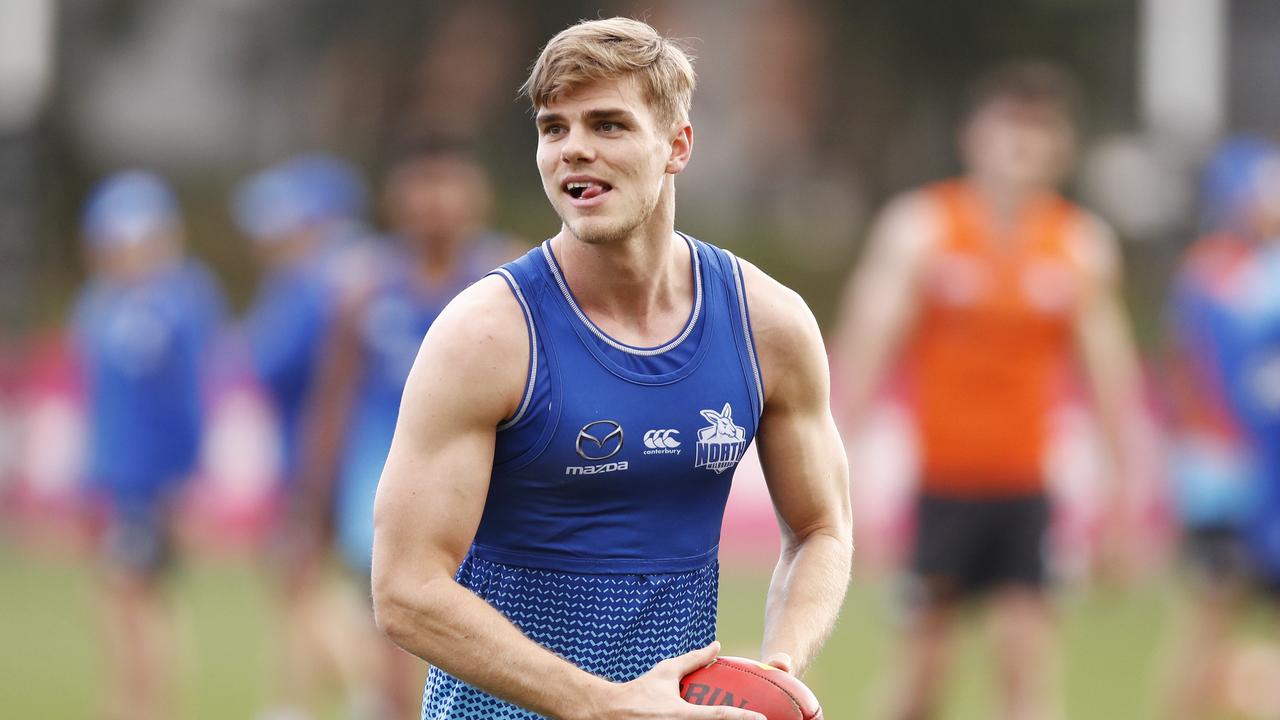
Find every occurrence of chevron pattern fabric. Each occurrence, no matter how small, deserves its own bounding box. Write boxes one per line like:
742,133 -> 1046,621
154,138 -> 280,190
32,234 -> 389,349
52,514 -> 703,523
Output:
421,554 -> 719,719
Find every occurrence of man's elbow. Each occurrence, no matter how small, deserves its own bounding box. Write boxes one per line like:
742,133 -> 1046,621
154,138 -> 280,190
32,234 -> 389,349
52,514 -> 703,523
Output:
785,513 -> 854,560
370,572 -> 414,647
370,561 -> 444,651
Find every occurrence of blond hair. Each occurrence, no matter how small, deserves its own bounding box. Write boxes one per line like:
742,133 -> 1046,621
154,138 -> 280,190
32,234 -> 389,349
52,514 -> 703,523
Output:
522,17 -> 696,129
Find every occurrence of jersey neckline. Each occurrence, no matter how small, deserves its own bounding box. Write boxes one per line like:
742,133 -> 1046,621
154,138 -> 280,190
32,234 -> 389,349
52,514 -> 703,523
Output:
539,232 -> 703,357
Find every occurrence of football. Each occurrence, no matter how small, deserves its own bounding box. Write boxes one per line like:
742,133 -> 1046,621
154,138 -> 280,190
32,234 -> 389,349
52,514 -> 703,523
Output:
680,656 -> 823,720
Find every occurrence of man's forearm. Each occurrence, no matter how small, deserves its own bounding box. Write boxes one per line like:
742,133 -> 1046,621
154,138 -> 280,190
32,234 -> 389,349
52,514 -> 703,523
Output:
375,574 -> 613,720
760,530 -> 854,675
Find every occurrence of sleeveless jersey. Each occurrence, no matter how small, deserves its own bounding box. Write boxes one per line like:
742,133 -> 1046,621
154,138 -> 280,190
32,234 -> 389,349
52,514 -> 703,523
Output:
335,236 -> 505,573
72,260 -> 225,507
1226,242 -> 1280,580
244,252 -> 337,481
245,226 -> 373,483
422,234 -> 764,720
1167,234 -> 1263,528
906,179 -> 1086,496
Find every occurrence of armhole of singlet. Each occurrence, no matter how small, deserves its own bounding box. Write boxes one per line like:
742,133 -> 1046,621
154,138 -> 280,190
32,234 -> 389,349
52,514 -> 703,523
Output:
1056,203 -> 1090,269
489,268 -> 537,430
728,252 -> 765,420
931,181 -> 964,252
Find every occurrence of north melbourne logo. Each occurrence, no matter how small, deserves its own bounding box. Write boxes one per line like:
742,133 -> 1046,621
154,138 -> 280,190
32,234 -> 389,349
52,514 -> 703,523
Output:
643,429 -> 682,455
694,403 -> 747,474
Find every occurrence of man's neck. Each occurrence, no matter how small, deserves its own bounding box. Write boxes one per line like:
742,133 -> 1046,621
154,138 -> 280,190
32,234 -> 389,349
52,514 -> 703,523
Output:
550,215 -> 693,347
409,229 -> 469,285
967,173 -> 1050,230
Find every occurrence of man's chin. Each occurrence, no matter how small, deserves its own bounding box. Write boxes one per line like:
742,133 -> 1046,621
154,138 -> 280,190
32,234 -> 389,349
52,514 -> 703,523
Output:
567,218 -> 629,245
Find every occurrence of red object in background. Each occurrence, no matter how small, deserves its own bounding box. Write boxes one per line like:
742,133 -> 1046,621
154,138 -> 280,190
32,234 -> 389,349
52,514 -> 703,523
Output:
680,656 -> 823,720
5,333 -> 87,520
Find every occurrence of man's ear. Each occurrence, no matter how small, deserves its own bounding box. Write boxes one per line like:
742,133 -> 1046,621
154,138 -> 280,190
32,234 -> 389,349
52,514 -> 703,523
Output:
666,121 -> 693,174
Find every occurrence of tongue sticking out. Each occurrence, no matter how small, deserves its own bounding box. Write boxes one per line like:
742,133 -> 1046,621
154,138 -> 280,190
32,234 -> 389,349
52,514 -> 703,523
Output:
580,185 -> 607,200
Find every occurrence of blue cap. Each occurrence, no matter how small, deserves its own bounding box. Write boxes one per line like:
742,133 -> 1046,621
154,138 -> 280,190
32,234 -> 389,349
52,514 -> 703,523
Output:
82,171 -> 180,249
233,153 -> 366,243
1202,136 -> 1280,232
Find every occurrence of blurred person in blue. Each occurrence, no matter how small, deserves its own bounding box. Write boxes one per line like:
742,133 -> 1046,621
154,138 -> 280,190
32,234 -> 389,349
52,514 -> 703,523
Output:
237,154 -> 370,497
235,154 -> 382,720
72,170 -> 226,720
294,138 -> 521,718
1164,137 -> 1280,720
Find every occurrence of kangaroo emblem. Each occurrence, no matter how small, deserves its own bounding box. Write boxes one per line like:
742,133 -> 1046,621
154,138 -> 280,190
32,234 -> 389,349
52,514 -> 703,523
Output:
694,403 -> 747,474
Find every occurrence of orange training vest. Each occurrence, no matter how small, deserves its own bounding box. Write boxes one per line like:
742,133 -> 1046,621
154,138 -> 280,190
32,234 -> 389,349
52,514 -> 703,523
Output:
906,179 -> 1085,496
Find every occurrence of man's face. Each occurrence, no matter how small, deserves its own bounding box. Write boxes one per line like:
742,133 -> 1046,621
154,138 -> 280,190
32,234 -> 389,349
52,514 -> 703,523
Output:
535,76 -> 680,245
962,98 -> 1075,190
386,157 -> 489,249
91,230 -> 178,283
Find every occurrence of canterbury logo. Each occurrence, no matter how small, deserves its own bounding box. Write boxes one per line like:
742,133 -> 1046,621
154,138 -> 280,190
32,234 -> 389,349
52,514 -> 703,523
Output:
643,429 -> 682,449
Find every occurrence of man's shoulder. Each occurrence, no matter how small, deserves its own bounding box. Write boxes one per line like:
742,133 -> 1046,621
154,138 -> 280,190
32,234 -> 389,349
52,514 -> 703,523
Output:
402,273 -> 531,424
1061,207 -> 1122,282
865,186 -> 948,260
734,258 -> 826,402
428,274 -> 530,356
735,257 -> 811,328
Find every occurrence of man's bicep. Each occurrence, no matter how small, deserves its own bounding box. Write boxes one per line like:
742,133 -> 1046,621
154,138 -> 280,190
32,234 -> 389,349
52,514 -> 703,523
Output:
373,279 -> 529,580
757,402 -> 850,541
754,295 -> 850,539
374,386 -> 496,577
1071,215 -> 1138,371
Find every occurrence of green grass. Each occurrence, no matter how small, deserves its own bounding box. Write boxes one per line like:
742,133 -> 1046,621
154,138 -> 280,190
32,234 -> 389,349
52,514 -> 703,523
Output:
0,543 -> 1235,719
720,570 -> 1174,720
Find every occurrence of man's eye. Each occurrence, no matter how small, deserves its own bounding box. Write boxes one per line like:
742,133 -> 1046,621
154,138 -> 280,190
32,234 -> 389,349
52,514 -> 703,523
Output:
543,125 -> 564,136
600,122 -> 623,132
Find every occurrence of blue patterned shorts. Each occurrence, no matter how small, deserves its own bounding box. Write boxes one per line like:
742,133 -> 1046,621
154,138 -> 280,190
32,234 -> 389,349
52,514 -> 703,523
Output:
421,554 -> 719,719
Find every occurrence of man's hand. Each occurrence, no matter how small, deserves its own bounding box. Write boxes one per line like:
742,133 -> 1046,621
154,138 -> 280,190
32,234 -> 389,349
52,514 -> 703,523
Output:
589,642 -> 766,720
763,651 -> 794,675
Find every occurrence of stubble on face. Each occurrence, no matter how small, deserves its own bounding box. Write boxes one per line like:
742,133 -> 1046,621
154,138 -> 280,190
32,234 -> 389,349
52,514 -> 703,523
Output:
567,175 -> 664,246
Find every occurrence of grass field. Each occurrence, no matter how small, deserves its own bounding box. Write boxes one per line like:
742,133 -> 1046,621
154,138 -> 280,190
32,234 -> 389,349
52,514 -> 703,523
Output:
0,542 -> 1248,719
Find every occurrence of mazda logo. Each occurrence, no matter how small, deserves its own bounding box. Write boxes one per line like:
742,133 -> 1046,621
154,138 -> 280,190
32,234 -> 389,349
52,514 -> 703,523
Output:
576,420 -> 624,461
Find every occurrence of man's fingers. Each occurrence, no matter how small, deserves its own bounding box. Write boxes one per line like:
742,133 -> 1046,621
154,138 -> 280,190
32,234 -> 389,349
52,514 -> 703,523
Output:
665,640 -> 721,676
696,708 -> 766,720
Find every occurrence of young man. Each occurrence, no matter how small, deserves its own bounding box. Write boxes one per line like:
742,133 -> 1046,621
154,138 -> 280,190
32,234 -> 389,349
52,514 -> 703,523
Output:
370,17 -> 852,720
1164,137 -> 1280,720
833,62 -> 1143,720
234,154 -> 374,720
295,140 -> 518,718
73,171 -> 225,720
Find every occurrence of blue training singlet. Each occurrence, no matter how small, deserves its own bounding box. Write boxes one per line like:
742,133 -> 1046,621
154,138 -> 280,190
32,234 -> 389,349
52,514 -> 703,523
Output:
336,236 -> 507,573
73,259 -> 225,509
422,233 -> 764,720
1231,243 -> 1280,580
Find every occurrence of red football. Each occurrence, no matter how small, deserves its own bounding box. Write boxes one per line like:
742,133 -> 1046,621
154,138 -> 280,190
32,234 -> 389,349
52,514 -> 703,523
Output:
680,656 -> 823,720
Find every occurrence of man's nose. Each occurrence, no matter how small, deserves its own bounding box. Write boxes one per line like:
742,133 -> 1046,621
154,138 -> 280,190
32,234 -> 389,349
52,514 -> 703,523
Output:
560,127 -> 596,164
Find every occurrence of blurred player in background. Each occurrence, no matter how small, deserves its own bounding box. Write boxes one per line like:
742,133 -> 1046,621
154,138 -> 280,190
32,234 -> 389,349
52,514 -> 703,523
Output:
234,154 -> 377,720
294,139 -> 519,718
72,171 -> 226,720
1164,137 -> 1280,720
834,62 -> 1144,720
371,17 -> 852,720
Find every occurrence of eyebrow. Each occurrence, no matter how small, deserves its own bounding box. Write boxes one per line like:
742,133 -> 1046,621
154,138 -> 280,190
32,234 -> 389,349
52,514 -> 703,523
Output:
535,108 -> 638,126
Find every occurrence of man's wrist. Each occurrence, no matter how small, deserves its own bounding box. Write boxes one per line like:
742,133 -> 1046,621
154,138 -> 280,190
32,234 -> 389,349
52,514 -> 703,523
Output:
559,672 -> 618,720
